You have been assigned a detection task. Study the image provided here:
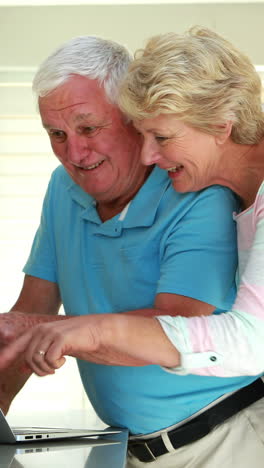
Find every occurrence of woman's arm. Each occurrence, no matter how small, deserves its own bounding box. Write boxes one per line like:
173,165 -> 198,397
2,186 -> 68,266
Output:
158,195 -> 264,377
0,313 -> 180,376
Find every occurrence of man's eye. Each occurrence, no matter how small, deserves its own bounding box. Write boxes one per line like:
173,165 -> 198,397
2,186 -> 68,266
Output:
49,130 -> 66,142
84,126 -> 96,133
82,126 -> 100,137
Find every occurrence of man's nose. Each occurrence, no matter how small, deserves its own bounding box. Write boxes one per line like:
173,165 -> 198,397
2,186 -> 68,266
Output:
67,135 -> 90,164
140,138 -> 162,166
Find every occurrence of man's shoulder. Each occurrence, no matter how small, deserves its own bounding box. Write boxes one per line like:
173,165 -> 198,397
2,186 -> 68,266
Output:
161,181 -> 239,214
199,184 -> 238,204
197,185 -> 240,212
148,167 -> 237,202
131,168 -> 238,233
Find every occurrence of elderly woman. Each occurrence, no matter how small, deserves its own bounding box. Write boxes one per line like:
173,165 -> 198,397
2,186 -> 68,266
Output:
118,26 -> 264,379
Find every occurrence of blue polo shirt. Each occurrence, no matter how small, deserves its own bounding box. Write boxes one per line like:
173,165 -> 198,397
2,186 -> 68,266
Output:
24,165 -> 256,434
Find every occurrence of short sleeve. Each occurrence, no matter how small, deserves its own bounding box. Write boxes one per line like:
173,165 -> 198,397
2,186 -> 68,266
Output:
23,172 -> 58,283
157,186 -> 238,310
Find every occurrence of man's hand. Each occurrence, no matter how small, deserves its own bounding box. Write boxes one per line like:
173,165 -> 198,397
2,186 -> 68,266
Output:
0,312 -> 57,348
0,275 -> 64,414
0,312 -> 29,348
0,311 -> 71,347
0,311 -> 70,414
0,276 -> 63,348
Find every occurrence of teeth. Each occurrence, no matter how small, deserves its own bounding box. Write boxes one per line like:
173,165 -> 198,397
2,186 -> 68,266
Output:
80,160 -> 105,170
168,165 -> 183,172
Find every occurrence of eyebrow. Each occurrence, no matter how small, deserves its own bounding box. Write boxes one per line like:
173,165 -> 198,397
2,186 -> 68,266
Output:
133,121 -> 168,134
73,113 -> 93,123
136,126 -> 169,134
42,113 -> 94,129
42,123 -> 59,130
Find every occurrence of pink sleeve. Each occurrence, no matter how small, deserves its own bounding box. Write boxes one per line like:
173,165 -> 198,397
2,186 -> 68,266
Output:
157,184 -> 264,377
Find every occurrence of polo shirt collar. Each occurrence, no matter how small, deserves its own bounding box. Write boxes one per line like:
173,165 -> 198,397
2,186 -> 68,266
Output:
67,178 -> 100,224
67,165 -> 170,228
122,166 -> 170,228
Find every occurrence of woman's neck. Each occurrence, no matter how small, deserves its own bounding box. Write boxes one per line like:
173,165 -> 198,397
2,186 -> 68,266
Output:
215,140 -> 264,209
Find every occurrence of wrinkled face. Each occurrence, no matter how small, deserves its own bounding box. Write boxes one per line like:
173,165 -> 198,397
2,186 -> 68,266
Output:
134,114 -> 222,193
39,75 -> 146,204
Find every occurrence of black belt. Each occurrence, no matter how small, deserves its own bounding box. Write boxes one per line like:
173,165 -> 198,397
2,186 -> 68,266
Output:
128,378 -> 264,463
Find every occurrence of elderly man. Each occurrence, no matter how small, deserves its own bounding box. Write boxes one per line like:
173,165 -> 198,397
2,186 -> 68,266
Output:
0,36 -> 257,468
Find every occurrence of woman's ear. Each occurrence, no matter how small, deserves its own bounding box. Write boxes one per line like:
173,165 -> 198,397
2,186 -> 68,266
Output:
215,121 -> 233,145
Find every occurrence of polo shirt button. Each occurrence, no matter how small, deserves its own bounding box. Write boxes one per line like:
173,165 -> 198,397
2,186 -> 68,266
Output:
210,356 -> 217,362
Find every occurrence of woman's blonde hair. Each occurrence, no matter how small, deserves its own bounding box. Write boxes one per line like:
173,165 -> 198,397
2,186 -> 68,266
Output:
118,26 -> 264,144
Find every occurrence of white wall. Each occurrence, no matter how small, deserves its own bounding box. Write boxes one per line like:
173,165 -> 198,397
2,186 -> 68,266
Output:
0,3 -> 264,66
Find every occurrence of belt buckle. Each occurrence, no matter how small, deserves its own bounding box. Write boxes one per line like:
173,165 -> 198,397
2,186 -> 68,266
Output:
144,442 -> 156,461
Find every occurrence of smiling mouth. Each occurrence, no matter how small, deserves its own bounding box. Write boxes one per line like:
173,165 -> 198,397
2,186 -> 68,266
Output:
74,159 -> 105,171
167,164 -> 184,173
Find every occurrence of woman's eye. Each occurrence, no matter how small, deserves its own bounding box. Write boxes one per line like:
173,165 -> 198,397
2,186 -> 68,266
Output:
155,135 -> 168,143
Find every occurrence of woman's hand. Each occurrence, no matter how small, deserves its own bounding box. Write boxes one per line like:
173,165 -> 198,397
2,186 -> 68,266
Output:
0,316 -> 102,376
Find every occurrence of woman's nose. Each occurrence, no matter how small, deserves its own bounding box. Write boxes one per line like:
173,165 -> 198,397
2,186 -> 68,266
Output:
140,139 -> 162,166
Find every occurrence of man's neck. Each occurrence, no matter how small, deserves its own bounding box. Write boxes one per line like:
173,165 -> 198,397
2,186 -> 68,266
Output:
97,165 -> 154,222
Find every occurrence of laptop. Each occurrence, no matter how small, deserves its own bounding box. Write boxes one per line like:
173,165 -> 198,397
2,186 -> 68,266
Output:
0,409 -> 120,444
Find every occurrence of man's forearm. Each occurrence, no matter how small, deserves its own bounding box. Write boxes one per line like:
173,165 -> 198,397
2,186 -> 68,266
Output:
125,295 -> 214,318
0,358 -> 31,415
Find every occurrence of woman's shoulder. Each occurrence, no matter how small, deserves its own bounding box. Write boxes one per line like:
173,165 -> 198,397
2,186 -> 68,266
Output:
253,180 -> 264,220
257,180 -> 264,195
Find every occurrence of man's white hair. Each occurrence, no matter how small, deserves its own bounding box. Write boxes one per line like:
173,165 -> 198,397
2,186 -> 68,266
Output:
32,36 -> 132,104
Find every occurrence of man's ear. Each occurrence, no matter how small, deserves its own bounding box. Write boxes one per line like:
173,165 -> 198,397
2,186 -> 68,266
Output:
215,121 -> 233,145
